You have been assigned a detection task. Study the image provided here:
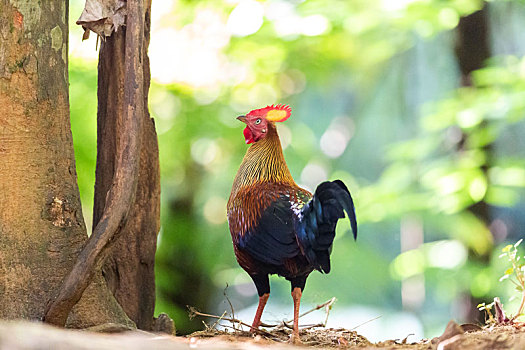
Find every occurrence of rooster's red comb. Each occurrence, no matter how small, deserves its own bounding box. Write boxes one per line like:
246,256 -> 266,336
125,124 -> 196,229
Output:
247,104 -> 292,122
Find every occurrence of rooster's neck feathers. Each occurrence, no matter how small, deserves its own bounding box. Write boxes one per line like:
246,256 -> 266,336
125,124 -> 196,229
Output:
231,124 -> 295,193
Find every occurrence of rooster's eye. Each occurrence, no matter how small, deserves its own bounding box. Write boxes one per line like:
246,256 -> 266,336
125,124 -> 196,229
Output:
255,118 -> 262,125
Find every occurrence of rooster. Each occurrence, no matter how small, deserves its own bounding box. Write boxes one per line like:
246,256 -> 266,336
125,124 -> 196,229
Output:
227,104 -> 357,343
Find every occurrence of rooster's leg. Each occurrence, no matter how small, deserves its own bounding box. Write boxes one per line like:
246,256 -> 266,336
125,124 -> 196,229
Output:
250,293 -> 269,332
291,287 -> 302,343
250,274 -> 270,333
289,275 -> 307,344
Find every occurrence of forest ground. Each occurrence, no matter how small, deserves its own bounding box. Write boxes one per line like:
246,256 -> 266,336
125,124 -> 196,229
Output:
1,319 -> 524,350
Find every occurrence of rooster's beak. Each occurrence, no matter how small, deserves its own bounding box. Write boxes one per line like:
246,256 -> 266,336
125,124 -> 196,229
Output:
237,115 -> 247,123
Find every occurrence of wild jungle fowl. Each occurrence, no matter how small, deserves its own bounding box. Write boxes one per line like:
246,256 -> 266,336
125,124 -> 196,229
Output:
227,104 -> 358,343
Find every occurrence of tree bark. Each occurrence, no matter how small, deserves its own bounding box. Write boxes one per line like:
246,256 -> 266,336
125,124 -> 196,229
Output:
0,0 -> 131,328
95,1 -> 160,331
454,5 -> 494,323
43,0 -> 147,327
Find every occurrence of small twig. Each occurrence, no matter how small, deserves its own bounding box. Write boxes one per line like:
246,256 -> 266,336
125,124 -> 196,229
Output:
400,333 -> 415,344
202,321 -> 211,332
279,322 -> 293,329
190,309 -> 263,328
189,308 -> 276,337
350,315 -> 382,331
298,297 -> 337,321
322,297 -> 336,326
210,311 -> 228,330
281,297 -> 337,328
223,284 -> 238,330
299,323 -> 326,330
219,323 -> 246,333
516,289 -> 525,320
220,323 -> 284,342
190,297 -> 338,336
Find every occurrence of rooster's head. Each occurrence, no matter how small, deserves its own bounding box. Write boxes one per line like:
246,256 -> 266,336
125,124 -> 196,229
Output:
237,104 -> 291,144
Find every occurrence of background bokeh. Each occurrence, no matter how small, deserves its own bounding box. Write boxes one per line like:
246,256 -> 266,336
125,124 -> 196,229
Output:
68,0 -> 525,341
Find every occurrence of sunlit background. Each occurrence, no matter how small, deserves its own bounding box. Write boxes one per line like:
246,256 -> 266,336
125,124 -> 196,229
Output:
69,0 -> 525,341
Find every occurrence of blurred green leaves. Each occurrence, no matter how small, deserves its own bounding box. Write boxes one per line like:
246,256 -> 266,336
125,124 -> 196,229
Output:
68,0 -> 525,336
359,55 -> 525,251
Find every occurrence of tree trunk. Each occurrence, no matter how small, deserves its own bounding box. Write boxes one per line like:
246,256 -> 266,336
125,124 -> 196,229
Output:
454,5 -> 494,323
0,0 -> 132,328
94,1 -> 160,331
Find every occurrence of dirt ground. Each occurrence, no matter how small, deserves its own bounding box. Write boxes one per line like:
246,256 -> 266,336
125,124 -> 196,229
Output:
188,321 -> 525,349
1,319 -> 524,349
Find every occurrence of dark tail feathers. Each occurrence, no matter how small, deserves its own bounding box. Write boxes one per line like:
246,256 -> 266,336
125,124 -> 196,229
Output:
296,180 -> 357,273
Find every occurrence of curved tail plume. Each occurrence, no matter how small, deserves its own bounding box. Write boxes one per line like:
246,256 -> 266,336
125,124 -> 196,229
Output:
295,180 -> 357,273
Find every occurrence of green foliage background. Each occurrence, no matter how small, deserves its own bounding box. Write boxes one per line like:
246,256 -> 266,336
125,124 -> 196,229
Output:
68,0 -> 525,338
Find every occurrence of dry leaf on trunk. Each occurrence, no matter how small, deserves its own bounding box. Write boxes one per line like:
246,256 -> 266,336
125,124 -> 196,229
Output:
76,0 -> 126,39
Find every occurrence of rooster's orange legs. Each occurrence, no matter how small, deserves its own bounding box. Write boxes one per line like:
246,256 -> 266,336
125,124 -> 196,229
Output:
250,293 -> 269,333
291,287 -> 302,344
